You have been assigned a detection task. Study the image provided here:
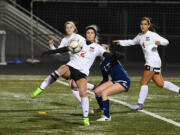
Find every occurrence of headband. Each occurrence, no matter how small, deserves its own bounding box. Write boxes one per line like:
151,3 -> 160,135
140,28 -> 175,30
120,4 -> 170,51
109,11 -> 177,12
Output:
143,17 -> 151,24
85,27 -> 97,37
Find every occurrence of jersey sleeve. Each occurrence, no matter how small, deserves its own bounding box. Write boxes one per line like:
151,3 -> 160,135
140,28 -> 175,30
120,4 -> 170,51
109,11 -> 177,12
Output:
97,45 -> 106,57
99,69 -> 109,85
119,35 -> 139,46
153,33 -> 169,46
57,38 -> 67,48
41,47 -> 68,56
50,45 -> 56,50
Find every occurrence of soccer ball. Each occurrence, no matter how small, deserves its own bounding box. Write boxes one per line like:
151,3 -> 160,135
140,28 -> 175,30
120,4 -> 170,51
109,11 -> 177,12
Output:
67,38 -> 83,53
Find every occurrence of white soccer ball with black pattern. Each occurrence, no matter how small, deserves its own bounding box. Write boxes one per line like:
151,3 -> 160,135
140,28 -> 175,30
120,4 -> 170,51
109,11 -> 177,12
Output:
67,38 -> 83,53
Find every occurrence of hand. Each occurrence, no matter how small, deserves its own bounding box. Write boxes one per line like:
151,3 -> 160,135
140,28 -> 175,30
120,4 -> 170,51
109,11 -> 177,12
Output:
155,41 -> 161,45
48,40 -> 54,46
112,40 -> 120,45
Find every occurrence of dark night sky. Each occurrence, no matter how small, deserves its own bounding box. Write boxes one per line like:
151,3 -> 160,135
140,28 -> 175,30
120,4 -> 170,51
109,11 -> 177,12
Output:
16,0 -> 31,10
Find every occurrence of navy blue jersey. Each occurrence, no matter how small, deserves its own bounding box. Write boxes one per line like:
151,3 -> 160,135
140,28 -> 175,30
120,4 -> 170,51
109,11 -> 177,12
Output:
99,58 -> 130,91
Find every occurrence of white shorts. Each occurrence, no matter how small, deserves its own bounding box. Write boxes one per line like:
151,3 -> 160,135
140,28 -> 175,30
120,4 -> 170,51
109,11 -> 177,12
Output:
145,65 -> 161,73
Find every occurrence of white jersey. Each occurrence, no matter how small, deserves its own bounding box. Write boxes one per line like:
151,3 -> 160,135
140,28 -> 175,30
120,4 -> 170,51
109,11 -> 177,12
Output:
49,33 -> 105,76
119,30 -> 169,68
50,33 -> 86,50
67,42 -> 105,76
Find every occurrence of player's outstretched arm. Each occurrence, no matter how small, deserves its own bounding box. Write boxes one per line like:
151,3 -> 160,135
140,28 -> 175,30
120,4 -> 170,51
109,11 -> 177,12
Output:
112,35 -> 139,46
103,52 -> 125,60
41,47 -> 68,57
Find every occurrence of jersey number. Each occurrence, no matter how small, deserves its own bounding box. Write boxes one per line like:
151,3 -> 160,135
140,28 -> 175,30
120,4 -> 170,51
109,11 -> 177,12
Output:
80,51 -> 86,58
142,42 -> 145,48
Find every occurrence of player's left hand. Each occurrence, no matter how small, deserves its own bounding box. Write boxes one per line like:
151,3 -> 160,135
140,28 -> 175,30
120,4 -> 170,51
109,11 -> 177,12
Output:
155,41 -> 161,45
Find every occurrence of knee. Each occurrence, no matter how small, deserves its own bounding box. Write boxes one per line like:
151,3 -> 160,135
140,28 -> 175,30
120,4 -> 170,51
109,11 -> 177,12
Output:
57,65 -> 70,77
57,66 -> 63,75
155,81 -> 164,88
79,90 -> 87,97
94,89 -> 101,97
140,80 -> 148,86
101,91 -> 108,99
58,65 -> 65,70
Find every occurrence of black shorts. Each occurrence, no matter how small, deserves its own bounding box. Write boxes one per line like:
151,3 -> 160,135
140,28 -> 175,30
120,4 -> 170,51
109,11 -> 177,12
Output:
145,65 -> 161,74
67,65 -> 87,81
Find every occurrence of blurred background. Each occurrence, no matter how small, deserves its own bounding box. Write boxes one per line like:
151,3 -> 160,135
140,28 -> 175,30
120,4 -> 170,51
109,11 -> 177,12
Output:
0,0 -> 179,76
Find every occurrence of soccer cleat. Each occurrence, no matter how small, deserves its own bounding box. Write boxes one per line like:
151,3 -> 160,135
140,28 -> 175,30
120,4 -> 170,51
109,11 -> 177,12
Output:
91,108 -> 103,114
96,115 -> 112,122
179,89 -> 180,93
31,88 -> 43,98
76,104 -> 82,109
129,103 -> 143,110
83,117 -> 90,126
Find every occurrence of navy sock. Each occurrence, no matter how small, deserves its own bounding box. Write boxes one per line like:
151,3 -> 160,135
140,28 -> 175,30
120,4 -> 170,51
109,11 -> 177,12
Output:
102,99 -> 110,118
96,96 -> 103,110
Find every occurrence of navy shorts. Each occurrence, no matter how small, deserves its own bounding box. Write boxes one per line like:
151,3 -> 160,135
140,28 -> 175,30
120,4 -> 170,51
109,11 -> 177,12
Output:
112,80 -> 130,92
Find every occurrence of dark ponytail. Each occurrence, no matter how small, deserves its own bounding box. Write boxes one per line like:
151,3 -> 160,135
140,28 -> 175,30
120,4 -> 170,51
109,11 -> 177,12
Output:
141,17 -> 158,32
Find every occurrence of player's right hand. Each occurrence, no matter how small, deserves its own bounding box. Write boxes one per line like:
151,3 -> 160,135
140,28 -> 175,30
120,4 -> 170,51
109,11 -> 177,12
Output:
112,40 -> 120,45
48,40 -> 54,46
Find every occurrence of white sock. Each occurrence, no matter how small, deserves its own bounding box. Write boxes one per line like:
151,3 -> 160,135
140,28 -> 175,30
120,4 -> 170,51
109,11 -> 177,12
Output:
40,70 -> 60,90
138,85 -> 148,104
72,88 -> 81,102
81,97 -> 89,117
163,81 -> 180,93
87,83 -> 95,90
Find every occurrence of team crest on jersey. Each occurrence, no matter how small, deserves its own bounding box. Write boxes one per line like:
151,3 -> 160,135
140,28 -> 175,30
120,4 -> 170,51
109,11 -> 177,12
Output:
146,37 -> 150,41
89,47 -> 95,52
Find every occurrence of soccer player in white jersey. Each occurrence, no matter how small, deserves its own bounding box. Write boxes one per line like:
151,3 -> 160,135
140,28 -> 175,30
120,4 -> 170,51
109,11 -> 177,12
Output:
31,22 -> 107,126
68,25 -> 100,108
49,22 -> 94,109
31,21 -> 87,102
113,17 -> 180,110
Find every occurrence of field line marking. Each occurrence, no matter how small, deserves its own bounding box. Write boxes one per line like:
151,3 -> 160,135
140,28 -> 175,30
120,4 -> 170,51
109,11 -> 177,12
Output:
56,80 -> 180,128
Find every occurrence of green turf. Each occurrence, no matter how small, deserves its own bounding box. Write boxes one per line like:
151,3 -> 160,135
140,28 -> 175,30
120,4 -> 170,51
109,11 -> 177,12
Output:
0,75 -> 179,135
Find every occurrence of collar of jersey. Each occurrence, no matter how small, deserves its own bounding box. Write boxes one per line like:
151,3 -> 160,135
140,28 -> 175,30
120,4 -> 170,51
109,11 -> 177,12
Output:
86,40 -> 93,45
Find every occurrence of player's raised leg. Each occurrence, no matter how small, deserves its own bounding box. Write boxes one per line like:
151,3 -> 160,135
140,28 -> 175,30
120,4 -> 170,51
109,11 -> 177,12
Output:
153,73 -> 180,93
31,65 -> 70,98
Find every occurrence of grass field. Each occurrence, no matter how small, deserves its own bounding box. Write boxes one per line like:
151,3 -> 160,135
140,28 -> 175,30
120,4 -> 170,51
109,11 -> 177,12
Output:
0,75 -> 180,135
